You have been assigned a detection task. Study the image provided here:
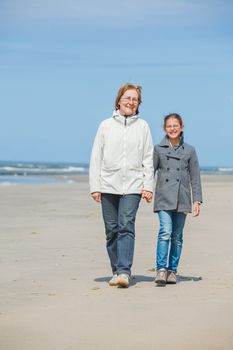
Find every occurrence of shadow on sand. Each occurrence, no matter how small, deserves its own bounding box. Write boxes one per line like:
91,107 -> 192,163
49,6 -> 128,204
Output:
177,275 -> 202,283
94,275 -> 154,286
94,275 -> 202,286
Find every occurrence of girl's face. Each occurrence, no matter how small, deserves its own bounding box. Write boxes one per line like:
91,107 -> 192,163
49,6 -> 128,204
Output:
118,89 -> 139,116
164,117 -> 184,141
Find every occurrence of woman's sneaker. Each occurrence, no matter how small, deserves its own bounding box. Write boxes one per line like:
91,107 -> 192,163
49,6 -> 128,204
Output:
155,270 -> 167,286
166,271 -> 177,284
117,274 -> 129,288
109,274 -> 118,286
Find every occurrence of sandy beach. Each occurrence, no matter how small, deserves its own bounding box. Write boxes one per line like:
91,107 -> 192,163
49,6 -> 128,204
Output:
0,175 -> 233,350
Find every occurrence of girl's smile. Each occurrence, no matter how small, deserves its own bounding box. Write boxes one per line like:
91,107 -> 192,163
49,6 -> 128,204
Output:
164,117 -> 184,144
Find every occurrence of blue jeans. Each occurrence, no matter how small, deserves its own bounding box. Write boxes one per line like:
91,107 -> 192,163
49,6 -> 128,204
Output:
101,193 -> 141,276
156,210 -> 187,272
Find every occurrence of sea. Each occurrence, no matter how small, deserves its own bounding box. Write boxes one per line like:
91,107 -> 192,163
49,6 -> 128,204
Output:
0,161 -> 89,186
0,160 -> 232,186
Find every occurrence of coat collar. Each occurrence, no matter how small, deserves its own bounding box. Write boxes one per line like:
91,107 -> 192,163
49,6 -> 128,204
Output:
158,133 -> 184,160
159,132 -> 184,148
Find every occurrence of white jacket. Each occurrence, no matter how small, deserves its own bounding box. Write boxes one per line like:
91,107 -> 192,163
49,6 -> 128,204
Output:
89,111 -> 154,195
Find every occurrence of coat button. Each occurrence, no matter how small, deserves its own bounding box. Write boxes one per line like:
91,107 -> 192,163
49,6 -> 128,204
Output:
167,167 -> 170,171
176,179 -> 179,182
166,179 -> 169,182
177,168 -> 180,171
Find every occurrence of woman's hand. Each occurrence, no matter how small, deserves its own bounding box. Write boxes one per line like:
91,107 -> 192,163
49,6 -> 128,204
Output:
141,191 -> 153,203
91,192 -> 102,203
192,202 -> 201,217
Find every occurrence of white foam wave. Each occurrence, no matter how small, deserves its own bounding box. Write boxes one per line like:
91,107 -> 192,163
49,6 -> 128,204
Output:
2,167 -> 19,171
218,168 -> 233,172
0,166 -> 87,174
64,167 -> 86,172
0,182 -> 17,186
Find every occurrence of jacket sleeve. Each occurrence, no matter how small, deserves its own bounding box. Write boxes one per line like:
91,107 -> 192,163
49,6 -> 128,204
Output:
189,147 -> 203,203
142,124 -> 154,192
89,123 -> 104,193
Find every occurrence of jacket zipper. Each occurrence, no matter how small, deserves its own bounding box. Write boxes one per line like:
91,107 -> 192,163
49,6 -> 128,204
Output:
123,117 -> 127,194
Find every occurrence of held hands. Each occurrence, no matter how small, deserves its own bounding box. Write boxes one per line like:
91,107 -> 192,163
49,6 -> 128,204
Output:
91,192 -> 101,203
192,201 -> 201,217
141,191 -> 153,203
92,191 -> 153,203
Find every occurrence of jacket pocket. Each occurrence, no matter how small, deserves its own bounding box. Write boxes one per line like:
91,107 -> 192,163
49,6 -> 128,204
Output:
102,159 -> 121,170
101,166 -> 121,175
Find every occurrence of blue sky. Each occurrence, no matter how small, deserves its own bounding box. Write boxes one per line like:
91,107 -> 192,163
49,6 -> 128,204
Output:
0,0 -> 233,166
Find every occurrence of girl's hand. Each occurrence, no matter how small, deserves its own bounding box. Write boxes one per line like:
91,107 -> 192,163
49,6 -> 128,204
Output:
192,202 -> 201,217
91,192 -> 102,203
141,191 -> 153,203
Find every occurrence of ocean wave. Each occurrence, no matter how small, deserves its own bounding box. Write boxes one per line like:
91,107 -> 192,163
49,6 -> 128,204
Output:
0,181 -> 17,186
200,166 -> 233,175
218,168 -> 233,172
0,162 -> 89,175
0,175 -> 73,186
62,166 -> 86,172
1,161 -> 233,177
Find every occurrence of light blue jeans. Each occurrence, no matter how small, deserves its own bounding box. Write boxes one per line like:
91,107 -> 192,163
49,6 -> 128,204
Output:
156,210 -> 187,272
101,193 -> 141,276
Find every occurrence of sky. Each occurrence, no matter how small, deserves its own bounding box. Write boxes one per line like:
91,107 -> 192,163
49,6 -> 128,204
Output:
0,0 -> 233,166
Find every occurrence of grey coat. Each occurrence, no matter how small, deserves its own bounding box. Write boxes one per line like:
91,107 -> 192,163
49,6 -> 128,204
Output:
153,134 -> 202,213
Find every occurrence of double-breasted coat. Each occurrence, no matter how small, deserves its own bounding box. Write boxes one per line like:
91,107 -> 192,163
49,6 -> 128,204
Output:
153,134 -> 202,213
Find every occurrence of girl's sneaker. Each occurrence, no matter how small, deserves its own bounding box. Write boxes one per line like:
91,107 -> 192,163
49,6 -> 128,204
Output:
166,271 -> 177,284
155,270 -> 167,286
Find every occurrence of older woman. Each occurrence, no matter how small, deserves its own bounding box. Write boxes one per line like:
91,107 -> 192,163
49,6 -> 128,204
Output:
89,83 -> 154,287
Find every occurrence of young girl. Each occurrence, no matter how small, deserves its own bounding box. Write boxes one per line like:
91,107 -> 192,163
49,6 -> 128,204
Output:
153,113 -> 202,285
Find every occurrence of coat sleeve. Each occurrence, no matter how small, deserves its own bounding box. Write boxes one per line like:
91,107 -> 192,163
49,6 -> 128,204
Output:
142,124 -> 154,192
189,147 -> 203,203
89,123 -> 104,193
153,145 -> 160,175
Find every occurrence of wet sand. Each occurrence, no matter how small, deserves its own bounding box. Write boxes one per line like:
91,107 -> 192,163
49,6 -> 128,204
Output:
0,175 -> 232,349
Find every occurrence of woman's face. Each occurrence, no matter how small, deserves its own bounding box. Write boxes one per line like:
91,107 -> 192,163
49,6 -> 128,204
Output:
164,117 -> 183,141
118,89 -> 139,116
